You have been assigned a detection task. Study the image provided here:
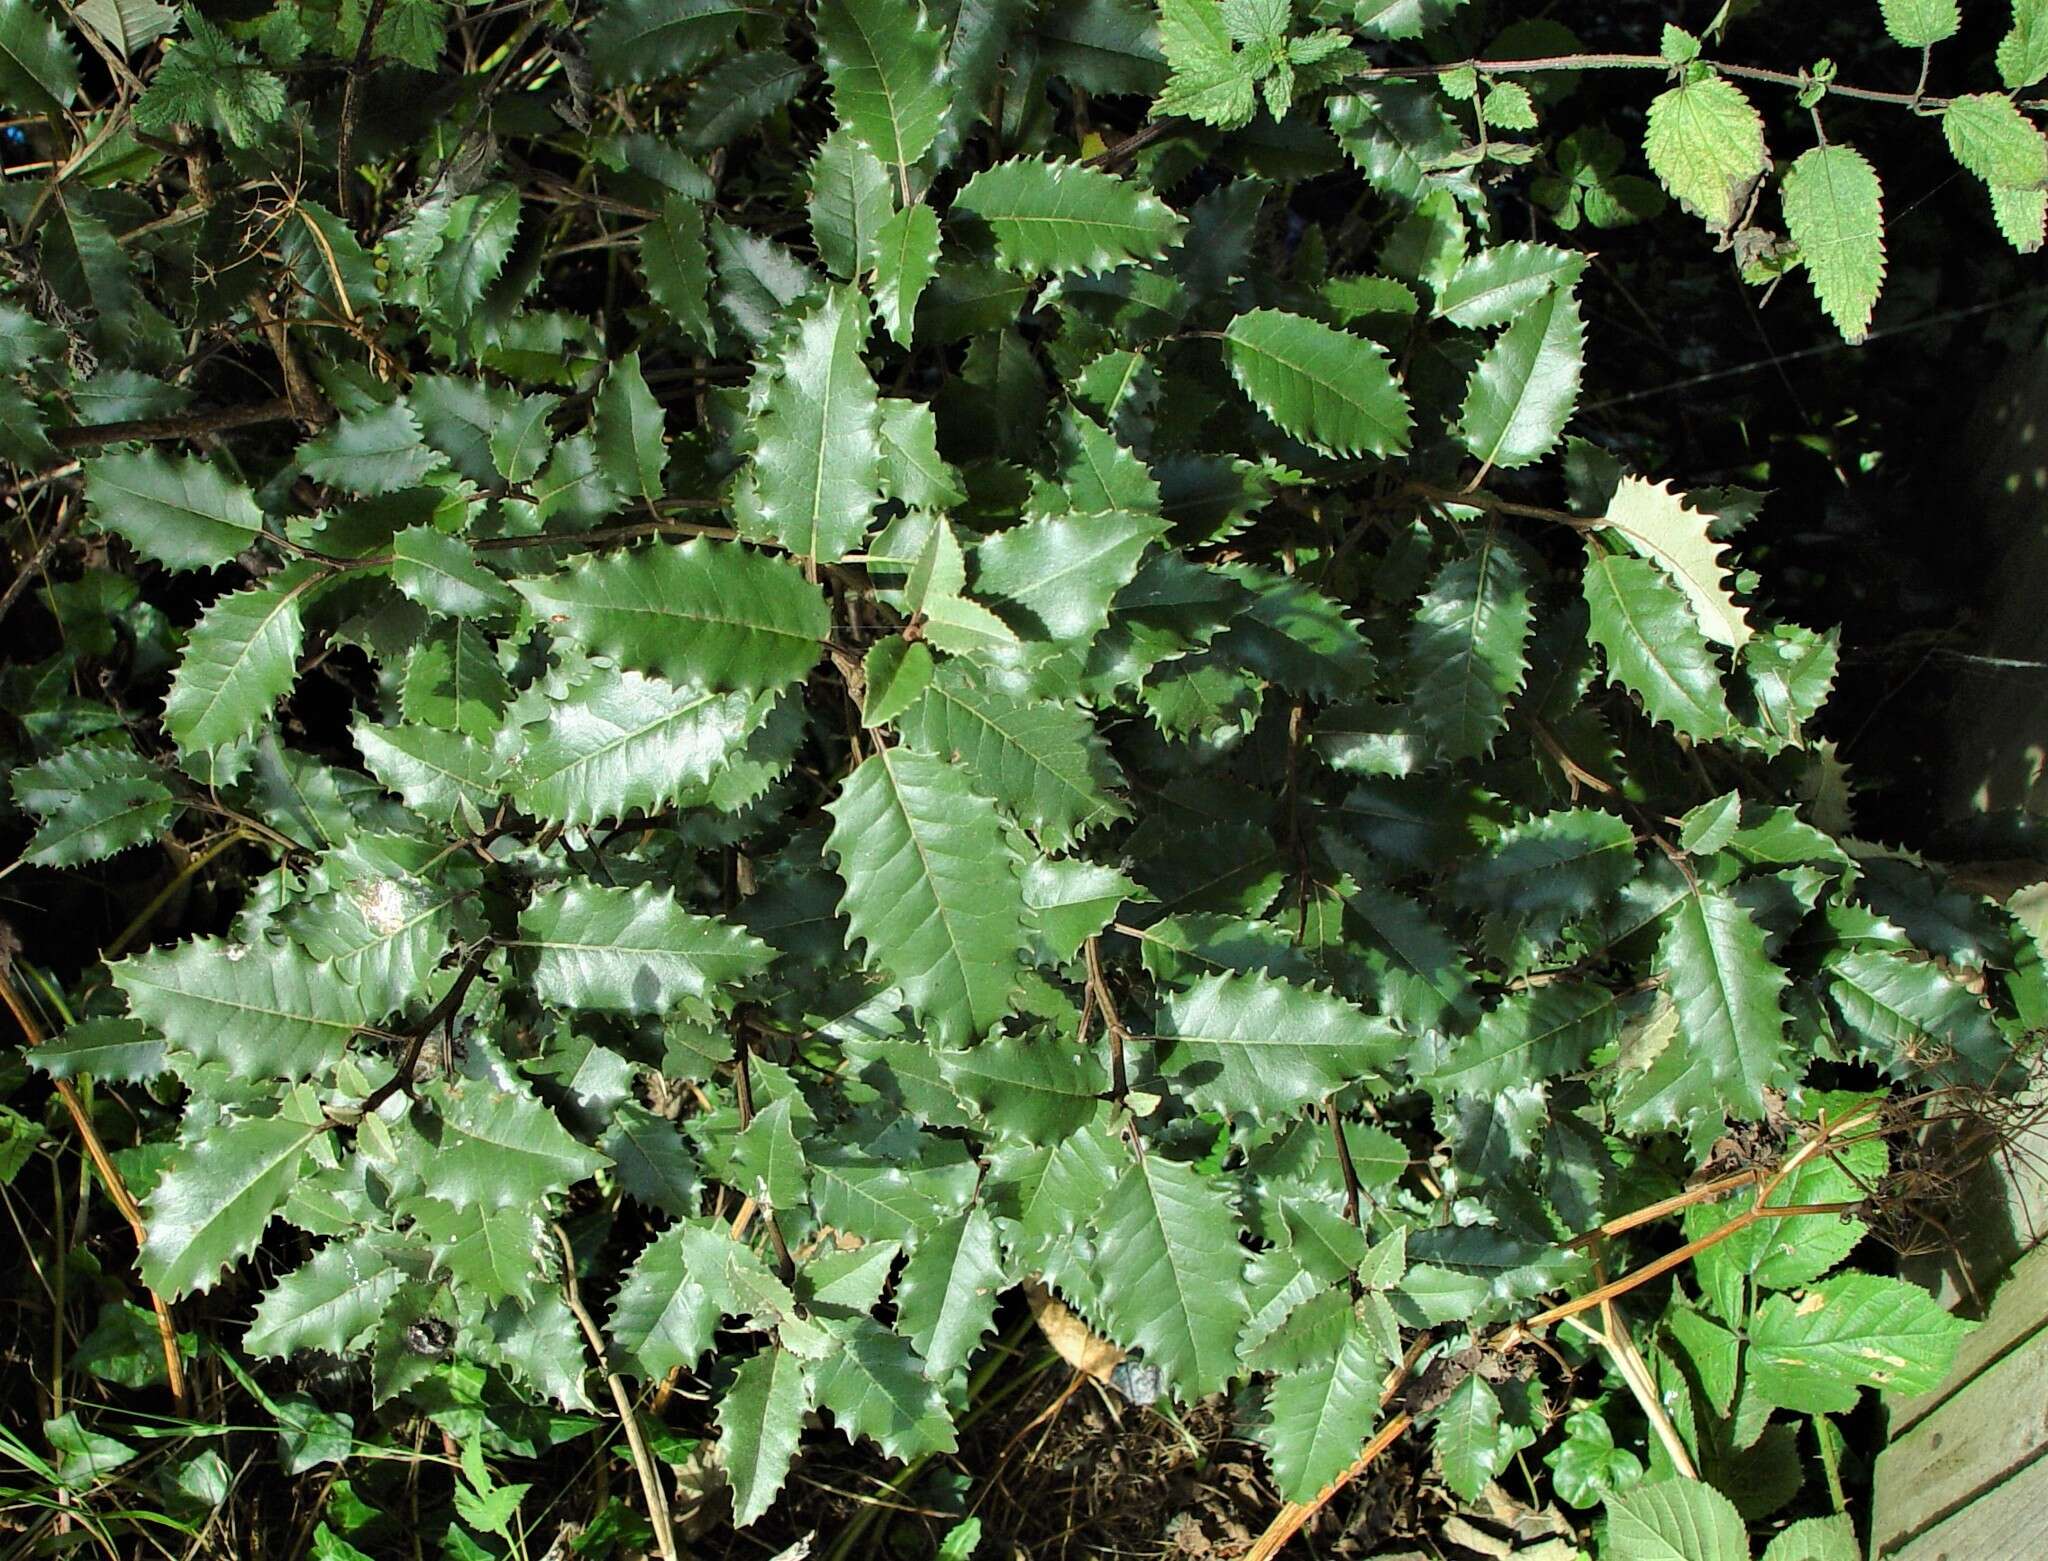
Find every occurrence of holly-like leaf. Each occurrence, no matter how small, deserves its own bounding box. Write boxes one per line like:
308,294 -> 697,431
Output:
1093,1150 -> 1249,1398
808,1316 -> 957,1458
1407,533 -> 1534,761
719,1346 -> 812,1527
955,157 -> 1187,277
1436,242 -> 1587,329
938,1031 -> 1109,1142
1260,1320 -> 1384,1501
1155,971 -> 1402,1119
1458,285 -> 1583,470
27,1018 -> 168,1083
515,882 -> 772,1018
586,0 -> 751,85
1643,75 -> 1768,231
112,937 -> 367,1081
874,202 -> 940,347
809,128 -> 892,281
826,747 -> 1028,1044
417,1081 -> 609,1212
1434,1374 -> 1523,1502
164,568 -> 318,773
410,1198 -> 549,1306
0,0 -> 81,114
974,509 -> 1160,645
817,0 -> 950,173
85,450 -> 264,571
514,539 -> 831,693
893,1207 -> 1007,1378
641,193 -> 716,349
300,403 -> 445,496
1222,309 -> 1414,458
353,722 -> 502,822
141,1115 -> 323,1298
1782,144 -> 1886,343
390,527 -> 519,619
1582,549 -> 1734,741
736,286 -> 882,563
247,1236 -> 401,1359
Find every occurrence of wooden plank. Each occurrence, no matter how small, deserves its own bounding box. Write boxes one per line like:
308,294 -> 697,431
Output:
1889,1453 -> 2048,1561
1873,1318 -> 2048,1555
1890,1240 -> 2048,1434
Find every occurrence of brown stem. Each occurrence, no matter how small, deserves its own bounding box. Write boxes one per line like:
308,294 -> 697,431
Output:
327,942 -> 494,1129
48,397 -> 306,453
1084,937 -> 1128,1103
552,1224 -> 679,1561
0,497 -> 81,625
1328,1101 -> 1363,1227
1349,51 -> 1960,110
335,0 -> 391,222
0,964 -> 188,1413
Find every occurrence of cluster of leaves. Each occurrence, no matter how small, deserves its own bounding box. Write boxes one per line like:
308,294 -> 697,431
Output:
3,0 -> 2045,1554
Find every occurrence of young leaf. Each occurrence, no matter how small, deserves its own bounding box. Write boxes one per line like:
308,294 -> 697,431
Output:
514,539 -> 831,693
1999,0 -> 2048,90
1457,285 -> 1583,470
1156,0 -> 1257,128
85,450 -> 264,570
1222,309 -> 1414,458
826,747 -> 1027,1043
1643,75 -> 1768,231
1782,144 -> 1886,343
816,0 -> 950,175
954,158 -> 1187,277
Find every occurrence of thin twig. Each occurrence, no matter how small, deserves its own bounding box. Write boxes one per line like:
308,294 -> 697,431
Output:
0,498 -> 81,625
552,1223 -> 679,1561
335,0 -> 391,221
48,398 -> 306,453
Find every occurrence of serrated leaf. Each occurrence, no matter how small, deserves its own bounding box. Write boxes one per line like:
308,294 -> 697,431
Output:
1999,0 -> 2048,89
402,621 -> 511,741
1644,75 -> 1768,231
1157,0 -> 1256,128
1878,0 -> 1959,48
719,1346 -> 812,1527
1603,1478 -> 1748,1561
1761,1516 -> 1860,1561
1222,309 -> 1413,458
1156,971 -> 1402,1119
938,1031 -> 1109,1142
817,0 -> 949,173
515,882 -> 772,1018
593,350 -> 667,504
732,1096 -> 809,1211
1093,1151 -> 1249,1398
1582,550 -> 1734,741
28,1017 -> 168,1083
1424,982 -> 1619,1100
515,539 -> 830,693
412,1198 -> 548,1306
164,569 -> 317,770
1261,1321 -> 1384,1501
874,202 -> 940,347
1217,563 -> 1376,700
1434,1374 -> 1522,1502
0,0 -> 80,114
896,661 -> 1128,848
1945,91 -> 2048,190
247,1236 -> 401,1358
113,937 -> 367,1081
955,157 -> 1187,277
601,1102 -> 701,1218
1655,883 -> 1790,1120
826,747 -> 1027,1044
417,1081 -> 609,1212
611,1221 -> 772,1378
85,450 -> 264,571
1457,285 -> 1583,470
1436,242 -> 1586,329
862,637 -> 933,727
1450,808 -> 1637,934
1408,533 -> 1533,762
1782,144 -> 1885,344
641,194 -> 716,349
391,527 -> 519,618
16,762 -> 174,866
1824,947 -> 2008,1085
141,1115 -> 323,1298
1747,1273 -> 1971,1413
736,287 -> 882,563
895,1206 -> 1006,1377
809,1315 -> 957,1458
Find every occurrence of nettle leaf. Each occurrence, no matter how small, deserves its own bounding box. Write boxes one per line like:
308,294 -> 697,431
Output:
142,1114 -> 323,1298
112,937 -> 367,1080
1643,74 -> 1768,231
1603,1478 -> 1748,1561
1878,0 -> 1960,49
955,157 -> 1187,277
1155,971 -> 1402,1119
1999,0 -> 2048,90
515,539 -> 830,693
1093,1150 -> 1249,1398
1457,285 -> 1584,470
1407,532 -> 1534,762
85,450 -> 264,570
1747,1273 -> 1972,1413
516,882 -> 772,1018
1156,0 -> 1257,128
1222,309 -> 1414,458
736,286 -> 883,563
816,0 -> 950,175
826,747 -> 1028,1044
1781,144 -> 1886,344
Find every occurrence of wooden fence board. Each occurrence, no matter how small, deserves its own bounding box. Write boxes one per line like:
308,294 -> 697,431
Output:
1887,1454 -> 2048,1561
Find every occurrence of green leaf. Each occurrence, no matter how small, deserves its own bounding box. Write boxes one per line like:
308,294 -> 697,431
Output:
411,1198 -> 548,1306
164,568 -> 317,772
601,1102 -> 701,1218
1457,284 -> 1583,470
1654,883 -> 1791,1121
0,0 -> 79,114
300,403 -> 446,497
1944,92 -> 2048,189
1582,550 -> 1734,741
515,882 -> 772,1018
732,1096 -> 809,1211
1643,75 -> 1768,231
1998,0 -> 2048,90
1760,1516 -> 1860,1561
1877,0 -> 1959,48
1824,947 -> 2008,1085
736,286 -> 882,563
938,1031 -> 1109,1142
1748,1273 -> 1971,1413
610,1221 -> 769,1378
28,1018 -> 168,1083
896,661 -> 1128,848
1601,476 -> 1753,651
391,527 -> 519,618
586,0 -> 751,86
874,202 -> 940,348
514,539 -> 830,694
826,747 -> 1027,1044
417,1081 -> 610,1212
974,510 -> 1159,644
1423,983 -> 1618,1099
1434,1375 -> 1523,1502
1603,1477 -> 1748,1561
1450,808 -> 1637,935
1222,309 -> 1414,458
862,637 -> 933,727
719,1346 -> 812,1527
509,668 -> 766,827
809,1316 -> 958,1458
1436,242 -> 1587,329
12,744 -> 175,867
592,350 -> 667,504
1407,532 -> 1534,761
1782,144 -> 1886,343
642,194 -> 716,349
248,1237 -> 401,1359
955,157 -> 1187,277
142,1115 -> 322,1298
353,721 -> 502,822
85,450 -> 264,571
894,1207 -> 1006,1377
809,128 -> 892,281
1217,564 -> 1376,700
816,0 -> 949,173
1260,1321 -> 1384,1501
1156,0 -> 1257,128
112,937 -> 367,1081
1156,971 -> 1402,1119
